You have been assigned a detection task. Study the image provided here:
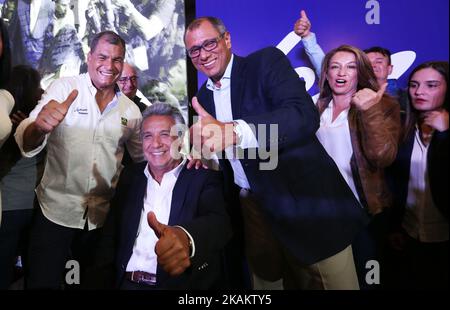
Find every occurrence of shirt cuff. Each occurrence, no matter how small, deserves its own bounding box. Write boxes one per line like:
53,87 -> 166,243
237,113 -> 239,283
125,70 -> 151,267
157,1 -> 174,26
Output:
174,225 -> 196,258
301,32 -> 317,48
234,119 -> 259,149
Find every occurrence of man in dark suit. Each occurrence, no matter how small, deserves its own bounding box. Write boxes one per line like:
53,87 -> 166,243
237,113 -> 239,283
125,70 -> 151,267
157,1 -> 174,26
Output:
185,17 -> 368,289
95,103 -> 232,290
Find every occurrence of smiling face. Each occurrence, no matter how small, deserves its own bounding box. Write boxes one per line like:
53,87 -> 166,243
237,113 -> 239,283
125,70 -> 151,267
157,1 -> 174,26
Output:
326,51 -> 359,96
409,67 -> 447,112
142,115 -> 181,178
185,20 -> 232,83
366,52 -> 393,85
87,37 -> 124,90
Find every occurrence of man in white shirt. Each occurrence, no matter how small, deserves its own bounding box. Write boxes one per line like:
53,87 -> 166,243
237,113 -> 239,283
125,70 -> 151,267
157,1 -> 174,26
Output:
93,103 -> 231,289
15,31 -> 143,289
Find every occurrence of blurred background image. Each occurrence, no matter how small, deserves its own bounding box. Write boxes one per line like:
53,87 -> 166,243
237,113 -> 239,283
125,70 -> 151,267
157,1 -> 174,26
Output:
0,0 -> 188,116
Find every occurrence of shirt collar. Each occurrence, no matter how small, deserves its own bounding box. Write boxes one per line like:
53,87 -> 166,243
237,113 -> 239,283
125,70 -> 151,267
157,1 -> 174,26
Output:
322,100 -> 350,125
83,73 -> 121,111
144,158 -> 186,181
206,54 -> 234,91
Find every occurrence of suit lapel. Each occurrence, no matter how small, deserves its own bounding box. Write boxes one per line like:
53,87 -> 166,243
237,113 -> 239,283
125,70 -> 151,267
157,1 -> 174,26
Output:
198,86 -> 216,118
122,170 -> 148,257
230,55 -> 246,119
157,164 -> 190,287
167,165 -> 189,226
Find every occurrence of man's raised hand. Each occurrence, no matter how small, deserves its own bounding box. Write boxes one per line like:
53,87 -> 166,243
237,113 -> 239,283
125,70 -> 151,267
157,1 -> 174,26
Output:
34,90 -> 78,134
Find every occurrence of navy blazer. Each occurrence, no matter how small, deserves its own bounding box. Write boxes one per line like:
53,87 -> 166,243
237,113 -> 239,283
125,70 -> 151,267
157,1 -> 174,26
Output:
196,47 -> 368,265
97,161 -> 232,289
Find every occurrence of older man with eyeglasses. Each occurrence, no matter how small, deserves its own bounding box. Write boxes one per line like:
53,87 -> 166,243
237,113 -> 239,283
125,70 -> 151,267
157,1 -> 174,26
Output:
118,62 -> 147,112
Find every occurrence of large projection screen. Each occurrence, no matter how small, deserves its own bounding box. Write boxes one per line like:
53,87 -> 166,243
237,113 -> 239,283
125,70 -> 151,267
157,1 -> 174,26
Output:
1,0 -> 188,118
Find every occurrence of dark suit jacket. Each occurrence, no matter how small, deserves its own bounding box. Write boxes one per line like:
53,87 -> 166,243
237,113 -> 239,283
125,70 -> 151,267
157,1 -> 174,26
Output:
132,96 -> 147,113
96,161 -> 232,289
196,47 -> 368,265
387,128 -> 449,227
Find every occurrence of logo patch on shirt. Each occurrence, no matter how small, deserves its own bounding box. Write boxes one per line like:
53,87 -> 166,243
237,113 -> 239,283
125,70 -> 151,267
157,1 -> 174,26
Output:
121,117 -> 128,126
74,107 -> 88,115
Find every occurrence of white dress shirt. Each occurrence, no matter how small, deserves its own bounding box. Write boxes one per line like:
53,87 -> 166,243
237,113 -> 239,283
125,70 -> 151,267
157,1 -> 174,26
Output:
206,55 -> 258,189
15,73 -> 144,229
403,128 -> 449,242
316,101 -> 361,204
126,159 -> 195,274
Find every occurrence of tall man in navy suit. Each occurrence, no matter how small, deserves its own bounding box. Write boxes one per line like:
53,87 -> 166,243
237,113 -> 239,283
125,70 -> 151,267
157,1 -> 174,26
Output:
185,17 -> 368,289
95,103 -> 232,289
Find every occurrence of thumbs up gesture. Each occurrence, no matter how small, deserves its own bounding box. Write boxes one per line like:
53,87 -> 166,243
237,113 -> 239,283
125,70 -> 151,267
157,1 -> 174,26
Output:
34,89 -> 78,134
351,83 -> 387,111
189,96 -> 236,155
294,10 -> 312,38
147,211 -> 192,276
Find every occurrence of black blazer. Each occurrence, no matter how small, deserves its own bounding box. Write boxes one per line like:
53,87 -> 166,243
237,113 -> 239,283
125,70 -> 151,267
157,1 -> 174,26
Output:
387,128 -> 449,226
96,161 -> 232,289
196,47 -> 368,265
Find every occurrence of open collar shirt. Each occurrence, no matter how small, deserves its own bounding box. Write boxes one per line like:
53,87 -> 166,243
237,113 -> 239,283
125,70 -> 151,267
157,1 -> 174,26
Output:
15,73 -> 144,229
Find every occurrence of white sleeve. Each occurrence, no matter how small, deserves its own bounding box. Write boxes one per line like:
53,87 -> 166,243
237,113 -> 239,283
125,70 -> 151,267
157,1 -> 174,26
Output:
234,119 -> 259,149
0,90 -> 15,148
14,117 -> 49,158
174,225 -> 196,258
302,32 -> 326,77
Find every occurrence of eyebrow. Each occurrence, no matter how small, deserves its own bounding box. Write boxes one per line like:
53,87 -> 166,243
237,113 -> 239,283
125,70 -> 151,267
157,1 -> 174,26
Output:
330,61 -> 357,65
190,37 -> 218,48
410,80 -> 441,83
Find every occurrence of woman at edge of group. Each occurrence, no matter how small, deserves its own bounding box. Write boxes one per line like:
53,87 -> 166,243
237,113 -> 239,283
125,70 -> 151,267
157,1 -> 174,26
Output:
316,44 -> 401,289
387,61 -> 448,289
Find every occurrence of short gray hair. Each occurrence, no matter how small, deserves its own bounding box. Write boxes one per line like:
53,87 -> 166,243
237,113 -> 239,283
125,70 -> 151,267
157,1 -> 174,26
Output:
140,102 -> 186,138
185,16 -> 228,41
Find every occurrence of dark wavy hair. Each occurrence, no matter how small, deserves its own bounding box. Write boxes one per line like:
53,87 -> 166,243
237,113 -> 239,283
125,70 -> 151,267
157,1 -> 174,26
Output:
403,61 -> 449,141
0,66 -> 42,177
6,65 -> 43,116
0,17 -> 12,87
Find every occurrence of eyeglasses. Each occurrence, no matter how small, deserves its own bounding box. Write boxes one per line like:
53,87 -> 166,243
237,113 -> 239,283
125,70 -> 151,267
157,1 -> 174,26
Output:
118,76 -> 138,84
187,33 -> 225,58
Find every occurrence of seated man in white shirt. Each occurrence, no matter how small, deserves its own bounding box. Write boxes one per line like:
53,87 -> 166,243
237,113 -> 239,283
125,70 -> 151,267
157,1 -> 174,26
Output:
94,103 -> 232,289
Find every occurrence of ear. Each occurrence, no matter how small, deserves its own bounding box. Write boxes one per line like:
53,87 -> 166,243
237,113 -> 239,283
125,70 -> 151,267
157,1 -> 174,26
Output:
87,52 -> 92,63
388,64 -> 393,76
225,32 -> 232,49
